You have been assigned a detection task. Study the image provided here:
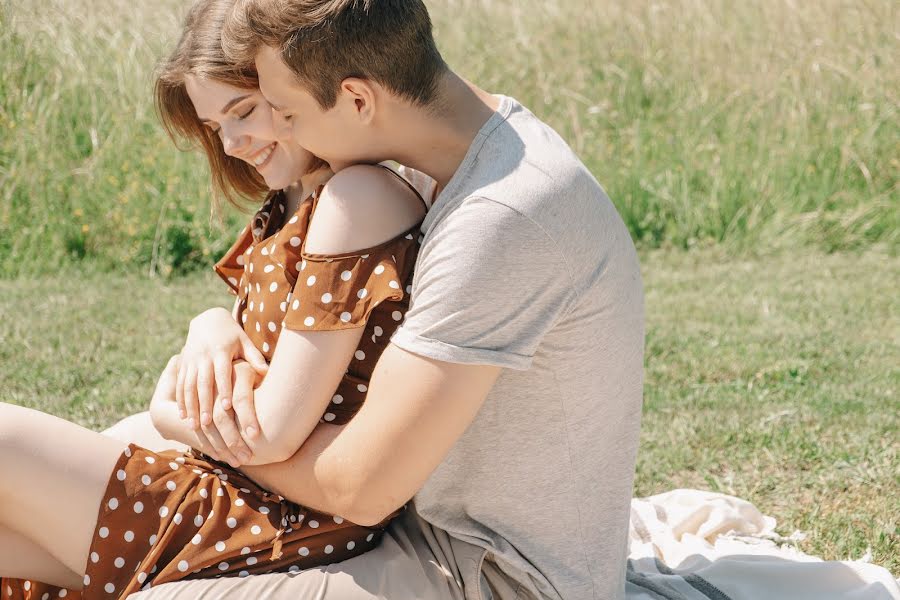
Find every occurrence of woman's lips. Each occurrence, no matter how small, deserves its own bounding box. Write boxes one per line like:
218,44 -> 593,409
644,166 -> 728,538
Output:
250,142 -> 277,170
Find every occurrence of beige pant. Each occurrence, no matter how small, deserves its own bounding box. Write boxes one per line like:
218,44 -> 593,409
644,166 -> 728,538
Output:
128,507 -> 467,600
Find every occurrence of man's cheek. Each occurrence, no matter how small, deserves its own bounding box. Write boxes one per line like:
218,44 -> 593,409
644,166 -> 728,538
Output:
293,122 -> 325,154
290,120 -> 309,139
290,122 -> 307,147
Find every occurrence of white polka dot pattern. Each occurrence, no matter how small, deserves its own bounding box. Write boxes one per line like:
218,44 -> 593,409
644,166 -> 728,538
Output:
6,178 -> 430,600
213,185 -> 420,371
2,443 -> 391,599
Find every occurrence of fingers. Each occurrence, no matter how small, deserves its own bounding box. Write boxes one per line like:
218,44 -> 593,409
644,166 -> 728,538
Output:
183,363 -> 200,430
152,355 -> 181,405
232,362 -> 261,440
191,427 -> 223,464
212,404 -> 253,465
175,353 -> 187,420
213,353 -> 234,411
196,361 -> 214,427
200,417 -> 243,468
241,336 -> 269,375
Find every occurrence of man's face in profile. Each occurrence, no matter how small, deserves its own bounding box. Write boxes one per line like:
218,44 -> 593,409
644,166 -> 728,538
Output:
255,45 -> 365,172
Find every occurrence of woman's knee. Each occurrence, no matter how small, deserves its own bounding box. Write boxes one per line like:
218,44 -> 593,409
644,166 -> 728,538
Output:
0,402 -> 28,450
102,411 -> 188,453
0,403 -> 31,503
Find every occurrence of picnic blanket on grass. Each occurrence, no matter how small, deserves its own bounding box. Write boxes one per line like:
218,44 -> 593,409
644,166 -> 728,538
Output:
625,489 -> 900,600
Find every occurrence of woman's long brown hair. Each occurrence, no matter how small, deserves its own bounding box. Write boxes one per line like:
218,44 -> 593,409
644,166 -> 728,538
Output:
155,0 -> 325,210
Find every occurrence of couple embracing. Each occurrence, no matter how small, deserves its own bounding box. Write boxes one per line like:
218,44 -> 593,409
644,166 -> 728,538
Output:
0,1 -> 644,599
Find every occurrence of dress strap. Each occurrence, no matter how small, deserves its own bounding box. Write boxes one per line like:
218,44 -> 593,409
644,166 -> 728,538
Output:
310,165 -> 430,214
376,163 -> 430,211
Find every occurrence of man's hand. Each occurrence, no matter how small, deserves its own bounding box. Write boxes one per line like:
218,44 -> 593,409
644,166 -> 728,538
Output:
176,307 -> 267,433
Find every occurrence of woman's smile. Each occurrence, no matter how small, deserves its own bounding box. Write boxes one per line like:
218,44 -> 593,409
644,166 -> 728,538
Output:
249,142 -> 277,170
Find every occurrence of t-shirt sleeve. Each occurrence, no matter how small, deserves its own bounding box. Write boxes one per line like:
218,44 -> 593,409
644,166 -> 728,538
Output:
391,198 -> 578,370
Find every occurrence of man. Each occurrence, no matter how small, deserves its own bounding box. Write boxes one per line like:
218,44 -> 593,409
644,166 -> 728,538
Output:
147,1 -> 644,598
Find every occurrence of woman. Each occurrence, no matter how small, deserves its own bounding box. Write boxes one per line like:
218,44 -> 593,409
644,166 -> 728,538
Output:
0,0 -> 426,598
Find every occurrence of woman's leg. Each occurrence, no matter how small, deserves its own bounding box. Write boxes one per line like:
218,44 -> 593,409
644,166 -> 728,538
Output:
0,524 -> 80,588
0,402 -> 127,582
102,410 -> 189,454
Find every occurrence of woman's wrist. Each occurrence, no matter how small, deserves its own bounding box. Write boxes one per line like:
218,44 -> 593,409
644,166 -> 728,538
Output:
188,306 -> 234,330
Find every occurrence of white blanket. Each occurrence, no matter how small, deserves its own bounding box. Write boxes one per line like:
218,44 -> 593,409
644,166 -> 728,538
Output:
626,489 -> 900,600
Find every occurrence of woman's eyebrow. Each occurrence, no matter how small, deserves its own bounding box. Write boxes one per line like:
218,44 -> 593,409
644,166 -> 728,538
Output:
199,94 -> 253,123
220,94 -> 252,113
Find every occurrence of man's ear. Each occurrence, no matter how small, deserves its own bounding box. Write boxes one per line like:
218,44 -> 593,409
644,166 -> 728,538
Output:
340,77 -> 377,123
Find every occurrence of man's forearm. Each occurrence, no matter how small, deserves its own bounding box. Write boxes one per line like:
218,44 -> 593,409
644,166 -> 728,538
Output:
240,423 -> 348,516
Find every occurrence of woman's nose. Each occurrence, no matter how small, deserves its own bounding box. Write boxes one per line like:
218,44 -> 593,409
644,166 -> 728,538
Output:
220,128 -> 248,156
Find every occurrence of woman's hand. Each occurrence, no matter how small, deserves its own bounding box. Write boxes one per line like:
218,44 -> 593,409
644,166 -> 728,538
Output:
152,354 -> 262,468
176,306 -> 267,431
200,359 -> 264,466
150,354 -> 221,459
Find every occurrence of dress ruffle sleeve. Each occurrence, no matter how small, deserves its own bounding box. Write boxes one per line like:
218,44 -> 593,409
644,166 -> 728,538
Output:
213,226 -> 253,295
281,228 -> 419,332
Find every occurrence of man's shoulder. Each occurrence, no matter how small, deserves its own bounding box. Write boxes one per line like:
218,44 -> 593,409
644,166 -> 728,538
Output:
422,96 -> 632,276
473,96 -> 609,213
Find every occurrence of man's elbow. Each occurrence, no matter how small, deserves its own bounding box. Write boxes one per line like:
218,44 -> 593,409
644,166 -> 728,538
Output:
339,497 -> 404,527
324,466 -> 408,526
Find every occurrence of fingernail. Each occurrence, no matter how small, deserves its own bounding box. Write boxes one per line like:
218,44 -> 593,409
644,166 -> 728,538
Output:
201,412 -> 211,426
188,418 -> 197,429
222,399 -> 232,410
179,409 -> 186,419
246,426 -> 259,438
238,451 -> 251,463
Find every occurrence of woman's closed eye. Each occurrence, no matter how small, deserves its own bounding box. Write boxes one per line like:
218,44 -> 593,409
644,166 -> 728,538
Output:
202,105 -> 254,135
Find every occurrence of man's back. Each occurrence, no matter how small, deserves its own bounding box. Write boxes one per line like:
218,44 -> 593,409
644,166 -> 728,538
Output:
392,96 -> 645,600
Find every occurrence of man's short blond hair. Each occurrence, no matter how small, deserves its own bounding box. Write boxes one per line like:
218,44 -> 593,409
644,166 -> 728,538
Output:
222,0 -> 447,110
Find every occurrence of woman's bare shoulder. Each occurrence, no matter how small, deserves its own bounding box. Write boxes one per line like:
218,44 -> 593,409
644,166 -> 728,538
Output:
305,165 -> 425,255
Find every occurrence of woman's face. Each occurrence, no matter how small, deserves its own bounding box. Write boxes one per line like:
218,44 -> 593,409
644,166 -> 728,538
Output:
184,75 -> 315,191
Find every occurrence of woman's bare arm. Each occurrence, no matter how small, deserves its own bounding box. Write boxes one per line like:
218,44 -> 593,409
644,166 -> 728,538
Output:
231,165 -> 425,465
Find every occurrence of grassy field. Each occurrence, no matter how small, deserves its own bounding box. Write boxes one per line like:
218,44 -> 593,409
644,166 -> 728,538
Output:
2,250 -> 897,571
0,0 -> 897,578
0,0 -> 897,277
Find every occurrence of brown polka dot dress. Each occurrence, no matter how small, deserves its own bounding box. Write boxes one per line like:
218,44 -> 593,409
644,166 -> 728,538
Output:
2,174 -> 424,600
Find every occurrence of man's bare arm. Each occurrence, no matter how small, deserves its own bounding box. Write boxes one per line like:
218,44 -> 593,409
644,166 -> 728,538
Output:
242,344 -> 501,524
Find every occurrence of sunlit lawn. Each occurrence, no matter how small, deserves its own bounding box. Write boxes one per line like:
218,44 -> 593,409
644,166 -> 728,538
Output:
1,248 -> 897,571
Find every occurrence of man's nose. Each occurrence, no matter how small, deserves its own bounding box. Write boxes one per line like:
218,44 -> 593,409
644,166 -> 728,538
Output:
272,110 -> 292,137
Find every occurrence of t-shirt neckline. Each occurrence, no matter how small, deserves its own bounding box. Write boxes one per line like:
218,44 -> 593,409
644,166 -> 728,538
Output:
422,95 -> 515,231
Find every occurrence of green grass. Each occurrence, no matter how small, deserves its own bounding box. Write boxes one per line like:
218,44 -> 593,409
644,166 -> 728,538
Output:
0,0 -> 897,277
0,0 -> 897,579
2,249 -> 897,572
635,249 -> 899,571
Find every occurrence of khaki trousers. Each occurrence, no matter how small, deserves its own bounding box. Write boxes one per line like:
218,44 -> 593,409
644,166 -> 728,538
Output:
129,508 -> 468,600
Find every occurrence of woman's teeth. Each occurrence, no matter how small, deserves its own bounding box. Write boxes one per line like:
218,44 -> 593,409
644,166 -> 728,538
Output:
253,143 -> 276,167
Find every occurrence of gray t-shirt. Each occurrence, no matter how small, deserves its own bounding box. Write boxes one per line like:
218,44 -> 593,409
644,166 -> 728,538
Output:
391,96 -> 644,600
